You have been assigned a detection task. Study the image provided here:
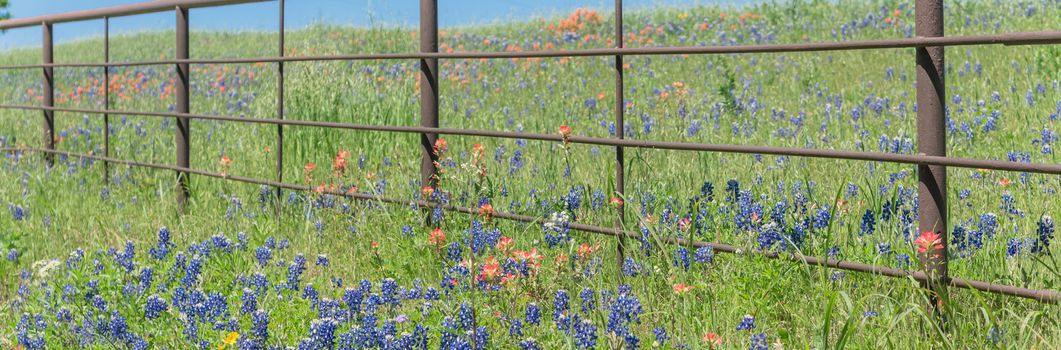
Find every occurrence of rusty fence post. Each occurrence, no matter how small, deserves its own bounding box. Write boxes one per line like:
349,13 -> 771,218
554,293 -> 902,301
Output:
275,0 -> 285,215
103,17 -> 110,183
915,0 -> 948,317
42,22 -> 54,167
176,6 -> 191,213
420,0 -> 439,215
614,0 -> 627,272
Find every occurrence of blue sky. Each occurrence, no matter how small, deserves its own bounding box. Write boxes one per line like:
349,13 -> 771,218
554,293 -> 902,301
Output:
0,0 -> 752,49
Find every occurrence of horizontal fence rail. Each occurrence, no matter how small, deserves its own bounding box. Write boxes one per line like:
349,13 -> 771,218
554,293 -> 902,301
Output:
0,0 -> 268,29
0,31 -> 1059,70
2,104 -> 1061,175
3,146 -> 1059,304
0,0 -> 1059,314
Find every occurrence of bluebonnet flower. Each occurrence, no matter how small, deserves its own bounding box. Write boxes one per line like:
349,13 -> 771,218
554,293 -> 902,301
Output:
475,325 -> 491,349
510,150 -> 524,174
694,246 -> 714,264
876,243 -> 891,256
149,227 -> 173,260
1000,193 -> 1023,217
510,319 -> 524,337
466,220 -> 501,255
316,254 -> 330,267
606,287 -> 642,336
113,241 -> 135,273
247,273 -> 269,294
6,249 -> 17,263
654,327 -> 669,345
749,333 -> 768,350
381,278 -> 400,306
859,209 -> 876,236
9,204 -> 26,221
700,181 -> 715,201
342,288 -> 364,316
863,310 -> 879,318
305,317 -> 339,349
573,317 -> 598,349
896,253 -> 911,267
1032,215 -> 1055,254
553,290 -> 570,327
144,295 -> 168,319
15,314 -> 45,349
988,326 -> 1005,344
180,255 -> 203,287
756,222 -> 783,250
65,248 -> 84,269
726,180 -> 740,203
241,288 -> 258,315
210,234 -> 233,253
525,303 -> 541,326
543,211 -> 572,248
519,338 -> 540,350
139,267 -> 154,290
622,258 -> 642,277
106,312 -> 131,342
457,302 -> 476,330
673,247 -> 691,270
638,227 -> 652,257
287,254 -> 307,290
812,208 -> 831,229
736,315 -> 756,331
255,246 -> 272,266
203,292 -> 230,323
831,271 -> 845,281
576,288 -> 597,313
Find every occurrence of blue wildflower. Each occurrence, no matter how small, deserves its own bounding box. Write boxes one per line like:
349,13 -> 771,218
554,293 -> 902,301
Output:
736,315 -> 756,331
144,295 -> 168,319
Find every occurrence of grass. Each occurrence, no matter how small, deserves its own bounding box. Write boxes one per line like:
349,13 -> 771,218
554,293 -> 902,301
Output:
1,0 -> 1060,348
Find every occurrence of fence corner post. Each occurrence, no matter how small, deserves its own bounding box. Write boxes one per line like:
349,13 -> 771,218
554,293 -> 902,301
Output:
42,22 -> 54,167
175,6 -> 191,213
419,0 -> 440,226
915,0 -> 948,321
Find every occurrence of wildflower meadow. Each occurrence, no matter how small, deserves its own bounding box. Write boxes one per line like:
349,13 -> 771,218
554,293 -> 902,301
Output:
1,0 -> 1060,349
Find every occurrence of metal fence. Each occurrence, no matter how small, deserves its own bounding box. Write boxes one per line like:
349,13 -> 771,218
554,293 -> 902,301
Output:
1,0 -> 1060,309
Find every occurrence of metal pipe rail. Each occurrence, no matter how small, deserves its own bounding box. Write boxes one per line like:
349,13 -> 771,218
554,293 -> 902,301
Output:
0,31 -> 1058,70
1,146 -> 1058,303
0,0 -> 268,29
2,103 -> 1060,175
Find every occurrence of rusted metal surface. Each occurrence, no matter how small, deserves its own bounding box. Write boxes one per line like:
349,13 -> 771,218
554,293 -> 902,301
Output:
419,0 -> 440,195
103,17 -> 111,181
0,0 -> 268,29
4,146 -> 1060,304
275,0 -> 285,213
613,0 -> 627,272
42,23 -> 54,166
4,104 -> 1061,176
1,31 -> 1059,70
176,6 -> 191,213
916,0 -> 948,316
